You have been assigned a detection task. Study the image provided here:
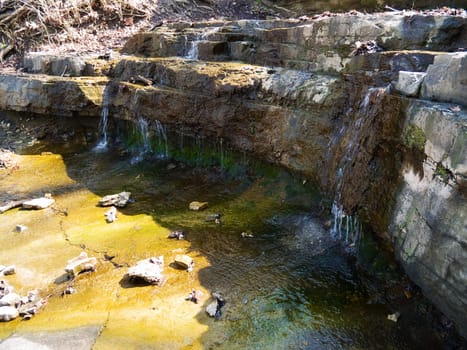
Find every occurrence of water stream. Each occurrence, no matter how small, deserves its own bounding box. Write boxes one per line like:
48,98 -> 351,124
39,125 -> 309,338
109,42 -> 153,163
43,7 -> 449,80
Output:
93,87 -> 110,152
0,112 -> 459,349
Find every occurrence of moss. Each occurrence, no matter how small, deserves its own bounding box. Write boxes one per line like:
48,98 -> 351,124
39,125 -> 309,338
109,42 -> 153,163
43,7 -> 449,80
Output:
434,162 -> 454,184
403,124 -> 426,151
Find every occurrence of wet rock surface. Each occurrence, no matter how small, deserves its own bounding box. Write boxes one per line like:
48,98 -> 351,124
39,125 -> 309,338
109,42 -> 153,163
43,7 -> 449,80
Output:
0,6 -> 465,347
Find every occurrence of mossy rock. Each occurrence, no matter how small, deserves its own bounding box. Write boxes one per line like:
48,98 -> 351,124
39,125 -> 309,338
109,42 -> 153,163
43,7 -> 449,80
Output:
403,124 -> 426,151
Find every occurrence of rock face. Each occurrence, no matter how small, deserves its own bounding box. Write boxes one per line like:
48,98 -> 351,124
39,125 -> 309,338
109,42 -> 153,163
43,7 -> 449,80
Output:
0,11 -> 465,337
390,100 -> 467,337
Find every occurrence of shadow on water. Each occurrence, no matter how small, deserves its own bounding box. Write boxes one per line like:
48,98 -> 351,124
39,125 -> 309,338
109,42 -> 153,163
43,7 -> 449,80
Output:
0,110 -> 465,349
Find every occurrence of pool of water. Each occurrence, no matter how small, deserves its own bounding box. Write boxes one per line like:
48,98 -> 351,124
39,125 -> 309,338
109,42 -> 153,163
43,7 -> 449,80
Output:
0,113 -> 462,349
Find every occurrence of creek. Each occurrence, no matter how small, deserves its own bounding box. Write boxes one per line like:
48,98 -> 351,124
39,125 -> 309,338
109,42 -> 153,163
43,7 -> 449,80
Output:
0,112 -> 457,349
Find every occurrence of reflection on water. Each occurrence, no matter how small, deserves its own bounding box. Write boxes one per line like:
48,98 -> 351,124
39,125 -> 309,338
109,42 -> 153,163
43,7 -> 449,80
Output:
0,116 -> 461,349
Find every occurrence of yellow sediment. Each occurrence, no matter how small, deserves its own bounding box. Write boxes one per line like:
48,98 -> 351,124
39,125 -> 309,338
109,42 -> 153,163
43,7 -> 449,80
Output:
0,153 -> 212,347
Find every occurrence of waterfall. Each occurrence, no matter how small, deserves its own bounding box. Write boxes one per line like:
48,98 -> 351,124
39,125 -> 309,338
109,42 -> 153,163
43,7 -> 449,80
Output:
184,27 -> 220,60
138,117 -> 151,154
219,137 -> 224,170
154,120 -> 169,159
330,85 -> 390,251
94,87 -> 110,151
185,35 -> 200,60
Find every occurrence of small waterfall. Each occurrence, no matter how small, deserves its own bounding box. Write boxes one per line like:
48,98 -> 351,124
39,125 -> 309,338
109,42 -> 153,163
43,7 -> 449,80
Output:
185,35 -> 200,60
94,87 -> 110,151
184,27 -> 220,60
130,117 -> 152,164
154,120 -> 169,159
219,137 -> 224,170
329,85 -> 390,251
138,117 -> 151,154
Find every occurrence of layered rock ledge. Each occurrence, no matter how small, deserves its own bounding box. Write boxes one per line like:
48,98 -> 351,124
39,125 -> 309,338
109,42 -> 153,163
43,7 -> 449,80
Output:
0,11 -> 465,337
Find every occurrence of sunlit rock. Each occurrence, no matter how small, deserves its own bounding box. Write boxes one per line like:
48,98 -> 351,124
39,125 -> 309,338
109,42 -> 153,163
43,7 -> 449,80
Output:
104,206 -> 118,223
65,252 -> 97,277
174,254 -> 194,271
0,292 -> 21,307
126,256 -> 164,285
0,306 -> 19,322
22,196 -> 55,210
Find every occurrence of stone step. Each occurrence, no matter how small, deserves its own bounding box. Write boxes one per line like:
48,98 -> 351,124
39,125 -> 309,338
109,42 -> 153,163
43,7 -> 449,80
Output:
121,14 -> 467,74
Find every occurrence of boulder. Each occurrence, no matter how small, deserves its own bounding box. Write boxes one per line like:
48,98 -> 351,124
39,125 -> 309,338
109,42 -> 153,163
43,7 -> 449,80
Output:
0,292 -> 21,307
65,252 -> 97,277
0,306 -> 19,322
22,197 -> 55,210
126,256 -> 164,285
98,192 -> 132,208
189,201 -> 208,211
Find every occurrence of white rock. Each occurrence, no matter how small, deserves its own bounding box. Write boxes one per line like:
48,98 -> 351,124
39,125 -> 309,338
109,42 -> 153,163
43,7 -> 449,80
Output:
22,197 -> 55,210
0,292 -> 21,307
0,306 -> 19,321
0,265 -> 15,276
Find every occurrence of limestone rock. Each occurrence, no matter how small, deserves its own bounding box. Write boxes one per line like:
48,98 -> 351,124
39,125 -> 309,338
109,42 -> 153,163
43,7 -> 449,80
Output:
189,201 -> 208,211
65,252 -> 97,277
127,256 -> 164,285
98,192 -> 132,208
395,71 -> 426,97
22,197 -> 55,210
0,306 -> 19,322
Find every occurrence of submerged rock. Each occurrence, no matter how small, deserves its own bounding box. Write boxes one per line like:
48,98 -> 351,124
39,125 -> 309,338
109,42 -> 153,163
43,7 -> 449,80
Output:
189,201 -> 208,211
65,252 -> 97,277
126,256 -> 164,285
98,192 -> 132,208
206,292 -> 225,319
205,213 -> 222,224
387,312 -> 401,322
168,230 -> 185,240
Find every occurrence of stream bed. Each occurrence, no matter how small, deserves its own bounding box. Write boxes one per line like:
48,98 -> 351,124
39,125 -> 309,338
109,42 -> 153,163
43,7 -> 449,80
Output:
0,112 -> 462,349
